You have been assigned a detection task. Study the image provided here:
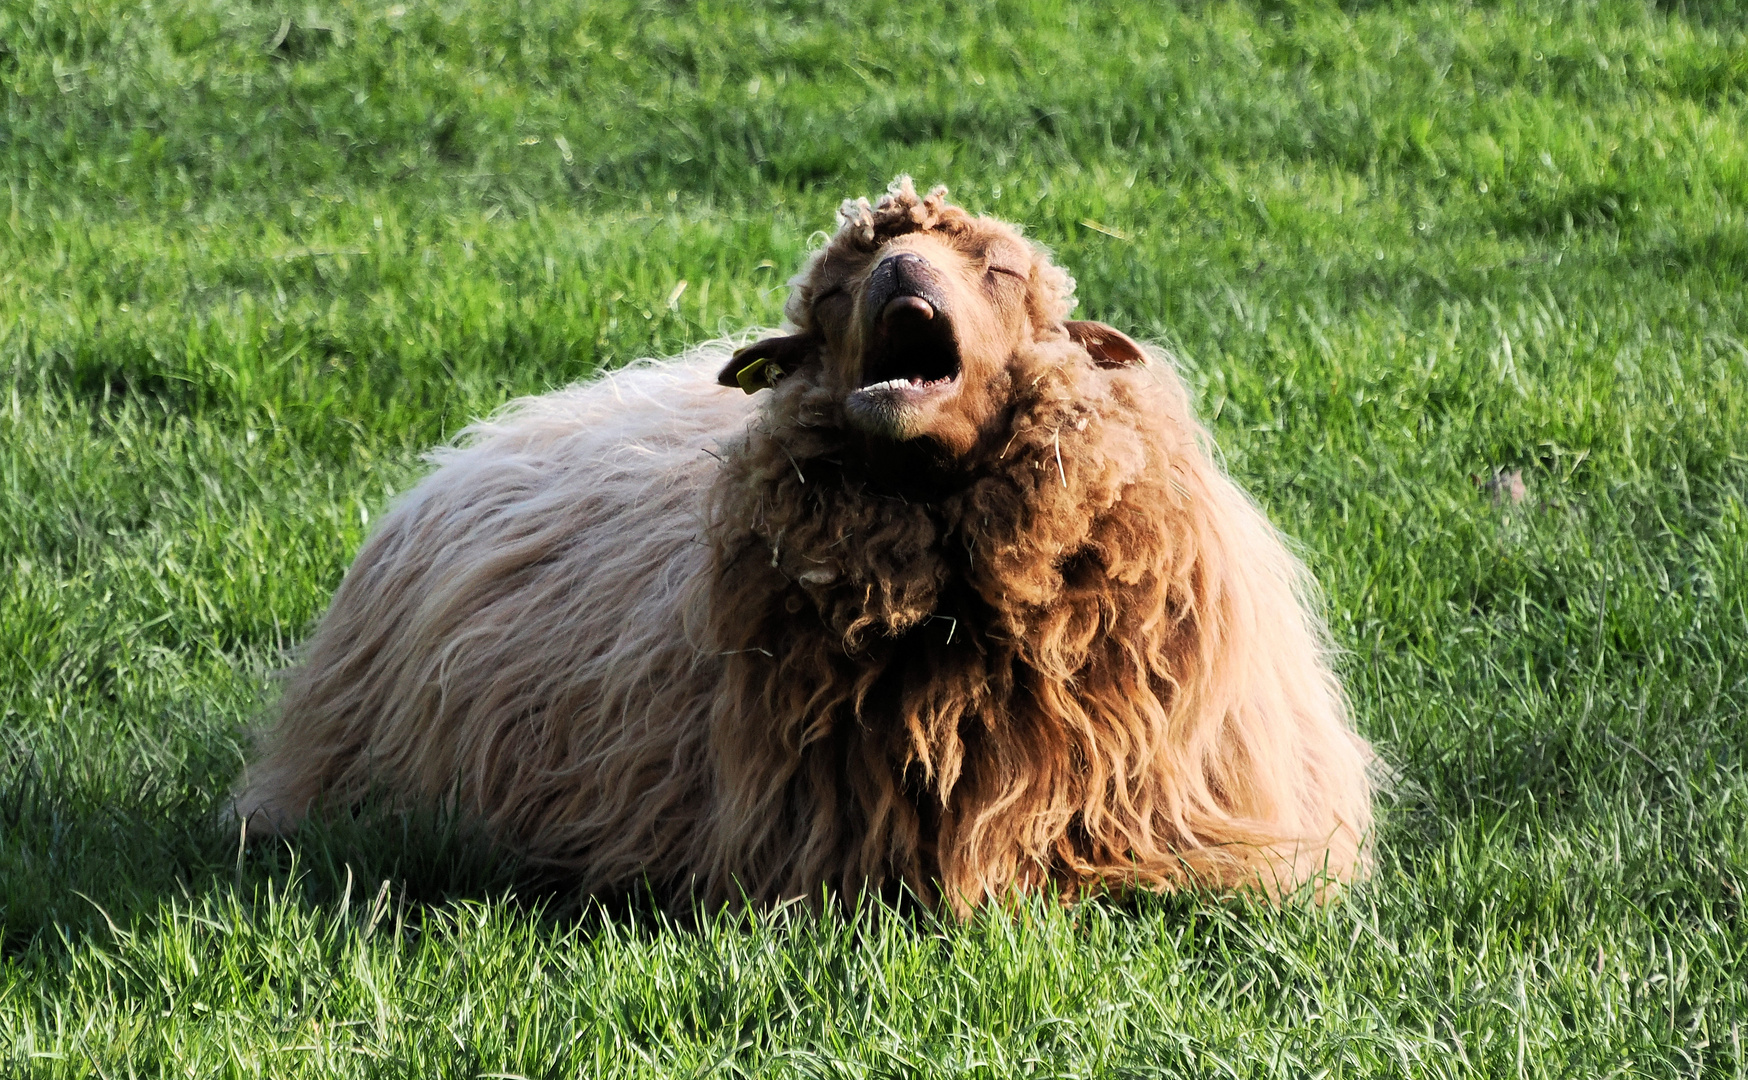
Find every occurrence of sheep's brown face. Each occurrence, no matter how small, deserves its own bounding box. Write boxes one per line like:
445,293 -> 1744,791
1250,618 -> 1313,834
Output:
808,221 -> 1041,456
720,183 -> 1146,463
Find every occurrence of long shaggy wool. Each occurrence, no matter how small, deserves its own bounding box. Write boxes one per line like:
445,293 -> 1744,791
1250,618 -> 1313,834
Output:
235,180 -> 1373,913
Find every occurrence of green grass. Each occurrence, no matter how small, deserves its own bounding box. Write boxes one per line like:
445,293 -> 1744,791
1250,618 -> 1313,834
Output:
3,0 -> 1747,1074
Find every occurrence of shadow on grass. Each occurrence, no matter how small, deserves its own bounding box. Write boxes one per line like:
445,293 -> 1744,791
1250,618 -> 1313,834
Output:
0,749 -> 568,958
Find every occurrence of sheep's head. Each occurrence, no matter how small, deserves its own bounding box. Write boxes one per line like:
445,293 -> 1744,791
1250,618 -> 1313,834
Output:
719,178 -> 1146,461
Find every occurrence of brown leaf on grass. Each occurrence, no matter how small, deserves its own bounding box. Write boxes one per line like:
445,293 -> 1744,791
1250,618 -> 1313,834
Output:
1473,467 -> 1527,506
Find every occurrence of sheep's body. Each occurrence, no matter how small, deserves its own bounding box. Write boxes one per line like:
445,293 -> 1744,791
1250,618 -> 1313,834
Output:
237,181 -> 1373,912
237,344 -> 1371,910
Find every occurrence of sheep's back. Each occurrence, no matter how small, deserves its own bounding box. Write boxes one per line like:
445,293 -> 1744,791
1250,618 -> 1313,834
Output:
241,349 -> 755,888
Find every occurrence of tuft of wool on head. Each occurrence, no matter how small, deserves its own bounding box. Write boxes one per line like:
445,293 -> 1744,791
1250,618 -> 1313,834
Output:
836,176 -> 964,249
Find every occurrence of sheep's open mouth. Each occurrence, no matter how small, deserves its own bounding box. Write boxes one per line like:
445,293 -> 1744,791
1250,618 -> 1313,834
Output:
852,298 -> 961,400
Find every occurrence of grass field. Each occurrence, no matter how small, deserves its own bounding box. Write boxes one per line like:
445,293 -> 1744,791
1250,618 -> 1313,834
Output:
3,0 -> 1747,1074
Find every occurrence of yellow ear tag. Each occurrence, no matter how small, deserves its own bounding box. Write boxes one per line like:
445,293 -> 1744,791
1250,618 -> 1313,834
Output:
734,358 -> 783,394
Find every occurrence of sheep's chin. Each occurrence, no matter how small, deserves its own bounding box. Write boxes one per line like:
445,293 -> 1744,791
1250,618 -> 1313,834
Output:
843,377 -> 960,441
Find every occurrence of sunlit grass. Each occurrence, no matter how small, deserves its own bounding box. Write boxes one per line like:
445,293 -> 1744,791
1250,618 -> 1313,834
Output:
2,0 -> 1746,1075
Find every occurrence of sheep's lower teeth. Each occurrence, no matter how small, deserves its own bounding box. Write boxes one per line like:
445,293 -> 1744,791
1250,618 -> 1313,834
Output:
862,376 -> 950,391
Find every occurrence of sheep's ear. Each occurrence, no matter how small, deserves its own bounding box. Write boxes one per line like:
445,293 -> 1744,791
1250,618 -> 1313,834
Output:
1065,321 -> 1148,369
717,333 -> 816,394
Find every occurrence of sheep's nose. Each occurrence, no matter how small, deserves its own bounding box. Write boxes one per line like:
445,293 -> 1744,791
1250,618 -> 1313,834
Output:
867,252 -> 946,326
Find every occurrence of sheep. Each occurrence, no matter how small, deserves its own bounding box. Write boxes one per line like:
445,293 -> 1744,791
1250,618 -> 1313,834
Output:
233,178 -> 1374,914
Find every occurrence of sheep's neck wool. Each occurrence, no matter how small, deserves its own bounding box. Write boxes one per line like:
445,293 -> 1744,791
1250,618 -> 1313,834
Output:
702,337 -> 1362,911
